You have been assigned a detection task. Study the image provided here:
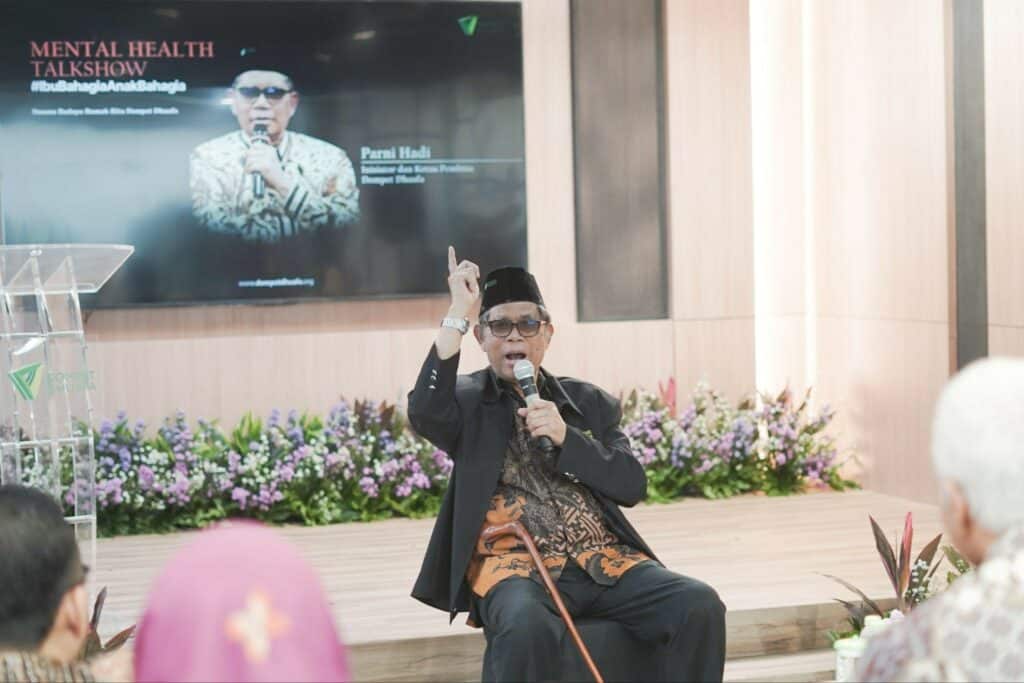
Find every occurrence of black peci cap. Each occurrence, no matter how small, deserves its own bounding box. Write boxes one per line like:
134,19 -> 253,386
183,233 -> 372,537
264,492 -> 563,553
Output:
480,266 -> 544,314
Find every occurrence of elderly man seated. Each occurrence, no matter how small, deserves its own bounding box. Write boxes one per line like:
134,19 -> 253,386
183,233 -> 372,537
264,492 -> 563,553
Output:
858,358 -> 1024,682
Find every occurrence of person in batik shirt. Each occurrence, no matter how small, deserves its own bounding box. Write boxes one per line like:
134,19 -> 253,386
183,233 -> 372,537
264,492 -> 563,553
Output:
408,251 -> 727,682
189,69 -> 359,242
859,358 -> 1024,682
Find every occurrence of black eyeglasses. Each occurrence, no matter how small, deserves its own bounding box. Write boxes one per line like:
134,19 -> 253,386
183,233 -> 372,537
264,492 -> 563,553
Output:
235,86 -> 293,101
484,318 -> 547,338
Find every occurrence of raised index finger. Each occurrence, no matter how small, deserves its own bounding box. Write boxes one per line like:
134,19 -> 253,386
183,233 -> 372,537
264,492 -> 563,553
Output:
448,246 -> 457,274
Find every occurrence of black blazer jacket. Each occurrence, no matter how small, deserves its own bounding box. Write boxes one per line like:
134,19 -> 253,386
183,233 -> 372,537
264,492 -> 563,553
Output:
407,345 -> 659,622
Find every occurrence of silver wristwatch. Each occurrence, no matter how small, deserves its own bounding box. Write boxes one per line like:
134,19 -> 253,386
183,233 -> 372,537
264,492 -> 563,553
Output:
441,316 -> 470,334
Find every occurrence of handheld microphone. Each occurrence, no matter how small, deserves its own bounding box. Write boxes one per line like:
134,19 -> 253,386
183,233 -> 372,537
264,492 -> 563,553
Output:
252,123 -> 268,198
513,359 -> 554,454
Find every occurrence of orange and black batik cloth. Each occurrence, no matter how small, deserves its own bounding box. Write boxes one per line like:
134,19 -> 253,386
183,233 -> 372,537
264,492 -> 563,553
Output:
466,385 -> 650,599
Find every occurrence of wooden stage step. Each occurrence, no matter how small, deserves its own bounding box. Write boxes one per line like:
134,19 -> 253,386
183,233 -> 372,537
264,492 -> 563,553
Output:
346,600 -> 859,682
725,650 -> 836,683
94,490 -> 937,681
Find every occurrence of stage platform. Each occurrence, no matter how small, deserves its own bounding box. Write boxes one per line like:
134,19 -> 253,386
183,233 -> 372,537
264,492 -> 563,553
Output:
94,490 -> 941,682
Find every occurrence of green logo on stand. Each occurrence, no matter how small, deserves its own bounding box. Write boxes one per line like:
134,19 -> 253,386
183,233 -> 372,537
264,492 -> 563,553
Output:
9,362 -> 45,400
458,15 -> 479,36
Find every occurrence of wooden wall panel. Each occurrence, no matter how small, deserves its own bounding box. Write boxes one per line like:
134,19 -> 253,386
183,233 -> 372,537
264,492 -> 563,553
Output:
989,326 -> 1024,359
810,0 -> 951,502
750,0 -> 805,318
663,0 -> 756,402
664,0 -> 755,322
572,0 -> 667,321
546,320 -> 676,397
984,0 -> 1024,330
673,319 -> 756,404
809,0 -> 949,324
815,318 -> 948,501
521,0 -> 578,327
750,0 -> 807,397
755,315 -> 807,396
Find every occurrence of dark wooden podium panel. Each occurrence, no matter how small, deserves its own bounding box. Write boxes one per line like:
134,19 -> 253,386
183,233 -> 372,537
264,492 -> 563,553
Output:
571,0 -> 668,322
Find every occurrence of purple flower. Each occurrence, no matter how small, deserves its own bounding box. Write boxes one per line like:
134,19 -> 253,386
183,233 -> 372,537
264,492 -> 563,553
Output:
380,458 -> 401,482
431,449 -> 453,477
98,477 -> 124,507
138,465 -> 155,491
231,487 -> 250,509
359,476 -> 380,498
256,484 -> 282,510
167,474 -> 191,506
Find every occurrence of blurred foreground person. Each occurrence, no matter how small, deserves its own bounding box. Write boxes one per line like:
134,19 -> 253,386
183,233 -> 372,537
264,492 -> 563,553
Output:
859,358 -> 1024,682
134,522 -> 350,682
1,484 -> 92,682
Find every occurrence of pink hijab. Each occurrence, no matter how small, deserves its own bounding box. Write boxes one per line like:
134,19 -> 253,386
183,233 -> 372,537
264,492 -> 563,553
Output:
134,522 -> 350,682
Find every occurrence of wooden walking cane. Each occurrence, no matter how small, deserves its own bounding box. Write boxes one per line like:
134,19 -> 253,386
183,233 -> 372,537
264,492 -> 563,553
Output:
481,521 -> 605,683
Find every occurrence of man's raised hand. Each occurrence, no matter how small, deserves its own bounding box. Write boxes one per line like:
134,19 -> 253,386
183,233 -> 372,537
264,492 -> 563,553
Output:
447,246 -> 480,317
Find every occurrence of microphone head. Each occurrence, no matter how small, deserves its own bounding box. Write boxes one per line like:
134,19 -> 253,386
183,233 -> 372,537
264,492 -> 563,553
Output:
513,359 -> 535,381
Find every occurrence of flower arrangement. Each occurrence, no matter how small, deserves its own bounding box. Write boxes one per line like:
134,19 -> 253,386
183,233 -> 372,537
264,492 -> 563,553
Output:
759,388 -> 847,494
85,401 -> 452,536
825,512 -> 973,641
60,379 -> 851,537
622,382 -> 854,502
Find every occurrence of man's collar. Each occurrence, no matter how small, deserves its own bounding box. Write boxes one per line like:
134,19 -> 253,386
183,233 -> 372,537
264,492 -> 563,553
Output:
483,367 -> 583,417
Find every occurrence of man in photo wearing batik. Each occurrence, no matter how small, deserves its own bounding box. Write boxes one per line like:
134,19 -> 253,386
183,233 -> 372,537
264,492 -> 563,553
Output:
190,69 -> 359,242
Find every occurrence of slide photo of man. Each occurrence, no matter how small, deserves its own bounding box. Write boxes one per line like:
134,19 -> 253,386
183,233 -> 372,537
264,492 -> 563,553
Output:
189,69 -> 360,243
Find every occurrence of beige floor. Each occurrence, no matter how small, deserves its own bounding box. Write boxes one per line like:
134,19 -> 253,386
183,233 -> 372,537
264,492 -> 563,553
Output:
94,489 -> 942,646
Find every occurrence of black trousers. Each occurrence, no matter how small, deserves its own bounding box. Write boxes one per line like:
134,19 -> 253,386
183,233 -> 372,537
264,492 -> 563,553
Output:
476,562 -> 727,683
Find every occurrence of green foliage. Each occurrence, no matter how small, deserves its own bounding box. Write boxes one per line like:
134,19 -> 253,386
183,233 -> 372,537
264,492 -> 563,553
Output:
78,378 -> 855,537
825,512 -> 963,635
943,545 -> 972,586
